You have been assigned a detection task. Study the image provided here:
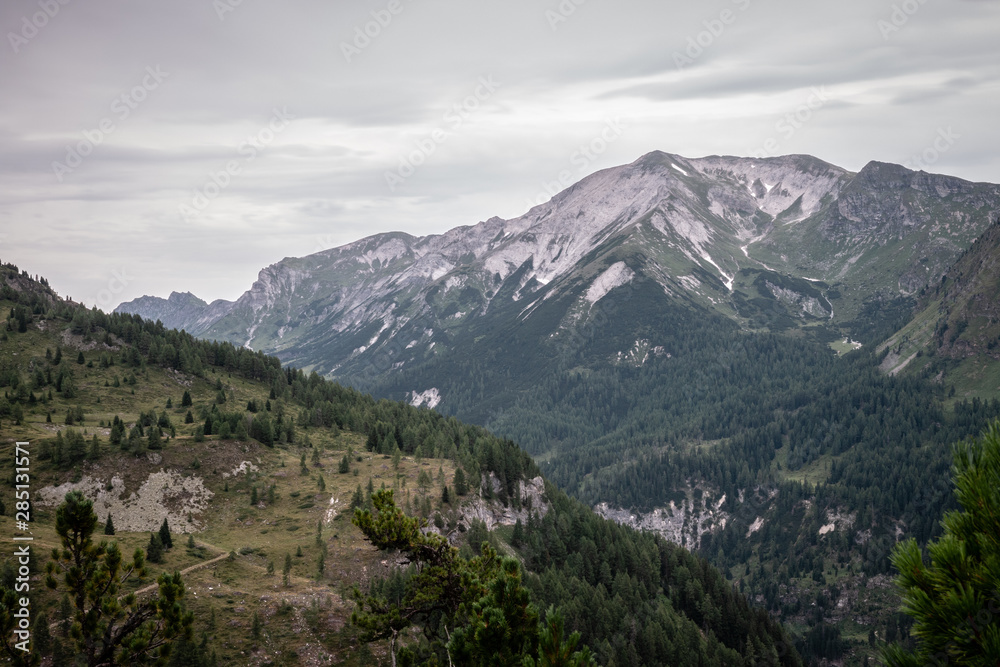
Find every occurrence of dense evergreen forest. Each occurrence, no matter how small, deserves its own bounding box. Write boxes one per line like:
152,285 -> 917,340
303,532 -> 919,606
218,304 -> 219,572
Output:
368,275 -> 1000,662
0,262 -> 802,666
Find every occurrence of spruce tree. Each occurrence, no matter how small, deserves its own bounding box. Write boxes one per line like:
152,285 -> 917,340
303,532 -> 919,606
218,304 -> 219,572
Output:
147,533 -> 164,563
159,517 -> 173,549
453,468 -> 468,496
251,612 -> 261,641
104,514 -> 115,536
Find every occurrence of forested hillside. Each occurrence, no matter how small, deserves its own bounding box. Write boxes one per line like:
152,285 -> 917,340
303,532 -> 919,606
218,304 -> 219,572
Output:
0,262 -> 801,666
372,262 -> 1000,663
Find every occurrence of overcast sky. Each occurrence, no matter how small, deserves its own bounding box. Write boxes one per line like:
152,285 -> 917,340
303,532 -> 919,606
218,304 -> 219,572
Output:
2,0 -> 998,309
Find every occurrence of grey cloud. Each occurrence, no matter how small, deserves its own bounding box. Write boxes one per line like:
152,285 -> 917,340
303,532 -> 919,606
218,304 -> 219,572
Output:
0,0 -> 997,306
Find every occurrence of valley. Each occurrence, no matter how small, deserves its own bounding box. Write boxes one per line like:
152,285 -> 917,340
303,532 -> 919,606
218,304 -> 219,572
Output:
1,263 -> 800,666
111,152 -> 1000,665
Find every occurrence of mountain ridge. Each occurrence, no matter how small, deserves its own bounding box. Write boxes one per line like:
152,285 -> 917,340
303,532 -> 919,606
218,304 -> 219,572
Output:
117,150 -> 1000,393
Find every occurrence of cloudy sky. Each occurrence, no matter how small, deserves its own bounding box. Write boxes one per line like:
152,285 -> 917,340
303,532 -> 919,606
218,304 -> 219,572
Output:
2,0 -> 998,309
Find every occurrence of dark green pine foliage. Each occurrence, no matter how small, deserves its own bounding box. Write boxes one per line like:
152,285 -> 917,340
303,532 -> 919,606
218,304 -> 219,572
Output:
34,491 -> 192,665
147,533 -> 164,564
159,518 -> 173,549
104,514 -> 115,536
883,421 -> 1000,666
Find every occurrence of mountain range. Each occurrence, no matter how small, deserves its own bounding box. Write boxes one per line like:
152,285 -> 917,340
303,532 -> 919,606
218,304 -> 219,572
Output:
102,150 -> 1000,663
119,150 -> 1000,406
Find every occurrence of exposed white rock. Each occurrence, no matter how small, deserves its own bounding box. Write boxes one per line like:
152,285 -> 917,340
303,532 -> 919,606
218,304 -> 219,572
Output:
409,388 -> 442,409
224,460 -> 259,478
35,471 -> 213,533
766,282 -> 830,318
458,475 -> 549,532
585,262 -> 635,305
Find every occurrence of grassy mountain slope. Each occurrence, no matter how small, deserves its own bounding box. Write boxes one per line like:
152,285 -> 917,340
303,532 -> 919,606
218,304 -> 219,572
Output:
879,216 -> 1000,398
0,262 -> 801,666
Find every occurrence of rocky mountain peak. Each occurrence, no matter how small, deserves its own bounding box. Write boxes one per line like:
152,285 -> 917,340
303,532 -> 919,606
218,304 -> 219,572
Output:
116,151 -> 1000,386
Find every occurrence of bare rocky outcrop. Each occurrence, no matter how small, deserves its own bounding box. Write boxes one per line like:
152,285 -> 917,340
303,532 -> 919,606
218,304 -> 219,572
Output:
595,489 -> 731,549
453,475 -> 548,533
35,469 -> 214,533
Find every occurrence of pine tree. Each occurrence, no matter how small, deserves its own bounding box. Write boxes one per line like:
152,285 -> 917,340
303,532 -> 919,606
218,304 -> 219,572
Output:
511,518 -> 524,547
181,390 -> 192,407
351,484 -> 365,509
883,421 -> 1000,666
104,514 -> 115,536
34,492 -> 191,664
339,455 -> 350,474
159,517 -> 173,549
454,468 -> 468,496
147,533 -> 164,563
33,612 -> 51,656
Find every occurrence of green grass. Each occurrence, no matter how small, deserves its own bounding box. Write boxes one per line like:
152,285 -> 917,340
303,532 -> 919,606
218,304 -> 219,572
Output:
829,338 -> 863,356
